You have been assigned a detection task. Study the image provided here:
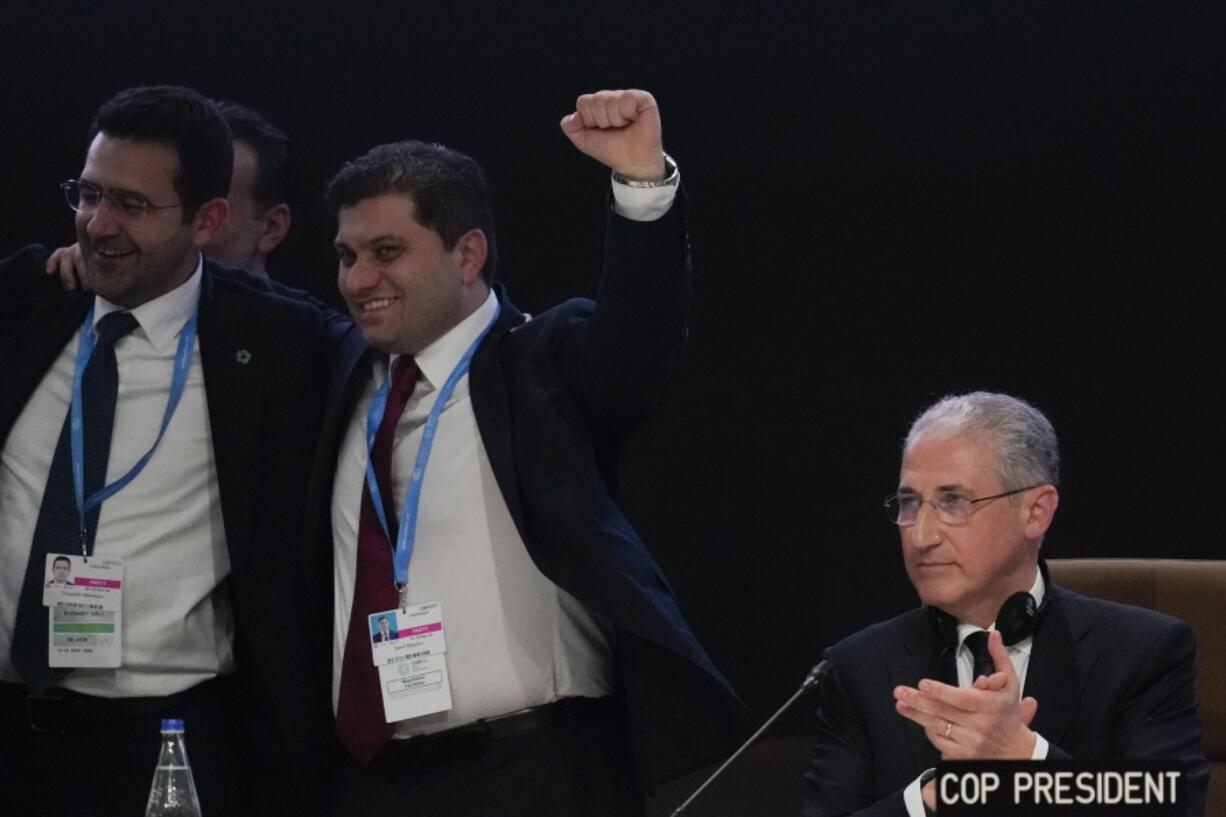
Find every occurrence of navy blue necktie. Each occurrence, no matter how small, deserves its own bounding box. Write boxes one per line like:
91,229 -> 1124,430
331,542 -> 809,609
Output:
11,310 -> 140,692
963,630 -> 996,682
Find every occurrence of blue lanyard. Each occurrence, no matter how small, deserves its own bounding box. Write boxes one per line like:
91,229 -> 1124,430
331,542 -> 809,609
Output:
363,303 -> 500,592
70,305 -> 198,556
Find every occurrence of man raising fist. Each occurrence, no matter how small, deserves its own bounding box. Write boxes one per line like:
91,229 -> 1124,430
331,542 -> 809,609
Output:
319,89 -> 743,817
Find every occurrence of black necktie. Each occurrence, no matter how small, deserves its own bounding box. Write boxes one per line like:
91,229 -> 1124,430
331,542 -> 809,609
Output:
11,310 -> 140,692
963,630 -> 996,682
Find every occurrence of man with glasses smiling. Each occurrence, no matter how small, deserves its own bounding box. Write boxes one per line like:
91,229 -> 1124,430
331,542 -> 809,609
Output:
0,85 -> 345,816
45,100 -> 296,282
801,391 -> 1207,817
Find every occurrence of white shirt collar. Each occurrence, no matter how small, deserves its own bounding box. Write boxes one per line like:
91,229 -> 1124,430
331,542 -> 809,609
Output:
92,254 -> 203,355
391,289 -> 498,389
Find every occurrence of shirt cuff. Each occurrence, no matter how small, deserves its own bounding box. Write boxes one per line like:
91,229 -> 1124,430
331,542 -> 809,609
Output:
610,165 -> 680,222
1032,733 -> 1049,760
903,770 -> 933,817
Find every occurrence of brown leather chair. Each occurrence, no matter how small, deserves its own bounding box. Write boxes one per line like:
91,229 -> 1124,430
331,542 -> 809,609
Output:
1049,558 -> 1225,817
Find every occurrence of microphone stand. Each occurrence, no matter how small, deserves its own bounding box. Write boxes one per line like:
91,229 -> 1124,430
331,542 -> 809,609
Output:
670,660 -> 831,816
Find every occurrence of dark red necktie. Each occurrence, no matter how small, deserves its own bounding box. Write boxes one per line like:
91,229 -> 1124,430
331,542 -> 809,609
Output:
335,356 -> 420,763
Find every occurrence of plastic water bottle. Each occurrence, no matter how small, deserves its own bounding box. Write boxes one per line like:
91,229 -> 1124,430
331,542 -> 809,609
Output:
144,718 -> 203,817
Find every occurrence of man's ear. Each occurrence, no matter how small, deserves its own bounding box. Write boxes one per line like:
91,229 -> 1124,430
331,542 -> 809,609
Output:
455,228 -> 488,285
255,203 -> 292,255
191,198 -> 229,247
1023,486 -> 1059,540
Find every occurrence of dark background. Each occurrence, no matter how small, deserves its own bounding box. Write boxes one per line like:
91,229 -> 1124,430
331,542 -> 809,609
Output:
4,0 -> 1224,736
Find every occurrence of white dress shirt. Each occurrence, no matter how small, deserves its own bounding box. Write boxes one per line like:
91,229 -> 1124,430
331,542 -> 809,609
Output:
903,569 -> 1049,817
332,176 -> 679,736
0,258 -> 233,697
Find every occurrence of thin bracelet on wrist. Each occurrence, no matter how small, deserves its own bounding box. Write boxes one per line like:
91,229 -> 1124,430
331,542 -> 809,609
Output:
611,152 -> 678,188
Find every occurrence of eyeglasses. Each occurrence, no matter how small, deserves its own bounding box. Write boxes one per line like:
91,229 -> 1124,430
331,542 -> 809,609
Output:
61,179 -> 183,219
883,484 -> 1044,526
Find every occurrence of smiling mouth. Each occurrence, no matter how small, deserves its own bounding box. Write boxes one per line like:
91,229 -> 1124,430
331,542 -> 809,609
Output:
92,246 -> 136,259
360,297 -> 398,312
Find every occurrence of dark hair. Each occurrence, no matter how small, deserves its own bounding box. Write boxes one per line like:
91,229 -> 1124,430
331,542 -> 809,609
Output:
325,141 -> 497,282
53,556 -> 71,568
215,101 -> 296,211
90,85 -> 232,223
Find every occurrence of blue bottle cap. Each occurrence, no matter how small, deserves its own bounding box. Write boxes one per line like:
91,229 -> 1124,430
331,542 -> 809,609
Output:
161,718 -> 185,732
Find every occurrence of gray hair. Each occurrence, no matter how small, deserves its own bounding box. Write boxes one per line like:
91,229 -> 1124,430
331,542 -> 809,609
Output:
904,391 -> 1060,489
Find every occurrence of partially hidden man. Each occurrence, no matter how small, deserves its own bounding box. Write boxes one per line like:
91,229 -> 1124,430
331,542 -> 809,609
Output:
311,89 -> 743,816
0,86 -> 347,817
801,392 -> 1207,817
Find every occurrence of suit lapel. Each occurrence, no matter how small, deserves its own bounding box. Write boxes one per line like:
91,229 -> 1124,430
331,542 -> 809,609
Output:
0,294 -> 91,448
304,328 -> 380,556
289,329 -> 370,648
320,339 -> 374,460
196,267 -> 265,581
468,292 -> 527,532
892,614 -> 956,774
304,334 -> 373,554
1023,587 -> 1091,746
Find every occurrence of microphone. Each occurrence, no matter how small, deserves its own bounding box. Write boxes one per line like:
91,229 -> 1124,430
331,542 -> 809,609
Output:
670,660 -> 831,816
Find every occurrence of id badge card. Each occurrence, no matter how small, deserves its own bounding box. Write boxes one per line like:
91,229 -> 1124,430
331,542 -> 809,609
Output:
44,553 -> 123,668
368,601 -> 451,722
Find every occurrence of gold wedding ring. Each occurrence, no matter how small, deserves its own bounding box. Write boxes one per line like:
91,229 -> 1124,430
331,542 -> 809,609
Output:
944,721 -> 953,739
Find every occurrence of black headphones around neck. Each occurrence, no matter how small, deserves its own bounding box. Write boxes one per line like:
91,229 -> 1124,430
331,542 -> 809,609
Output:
929,561 -> 1051,650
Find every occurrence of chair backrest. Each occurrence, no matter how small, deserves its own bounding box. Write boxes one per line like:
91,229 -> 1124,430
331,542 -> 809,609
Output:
1048,558 -> 1225,816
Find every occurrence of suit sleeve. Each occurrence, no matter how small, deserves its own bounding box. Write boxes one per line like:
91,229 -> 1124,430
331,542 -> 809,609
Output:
1046,619 -> 1208,816
207,261 -> 357,368
551,192 -> 692,440
801,656 -> 911,817
0,244 -> 56,302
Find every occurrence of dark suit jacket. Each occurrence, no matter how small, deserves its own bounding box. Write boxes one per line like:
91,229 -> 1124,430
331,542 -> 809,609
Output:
801,582 -> 1208,817
306,197 -> 745,789
0,246 -> 352,815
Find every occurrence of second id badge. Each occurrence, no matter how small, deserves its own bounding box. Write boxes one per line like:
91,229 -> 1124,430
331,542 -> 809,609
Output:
45,554 -> 123,668
368,601 -> 451,723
